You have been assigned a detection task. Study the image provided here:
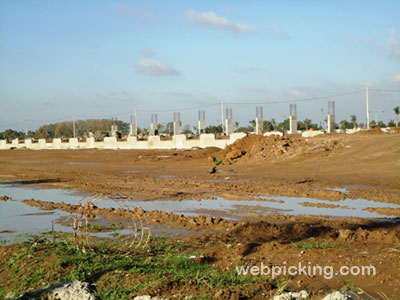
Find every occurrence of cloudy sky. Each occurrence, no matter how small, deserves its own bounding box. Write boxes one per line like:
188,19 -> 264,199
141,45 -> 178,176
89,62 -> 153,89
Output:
0,0 -> 399,131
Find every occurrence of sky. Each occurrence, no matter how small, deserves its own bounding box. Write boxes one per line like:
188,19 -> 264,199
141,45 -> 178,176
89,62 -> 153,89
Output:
0,0 -> 399,131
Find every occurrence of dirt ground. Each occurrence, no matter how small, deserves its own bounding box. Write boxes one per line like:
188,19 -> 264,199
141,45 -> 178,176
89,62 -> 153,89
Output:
1,131 -> 400,298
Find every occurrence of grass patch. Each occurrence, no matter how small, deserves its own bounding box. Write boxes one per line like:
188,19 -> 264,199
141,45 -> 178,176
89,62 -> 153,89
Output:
0,233 -> 274,300
291,238 -> 336,249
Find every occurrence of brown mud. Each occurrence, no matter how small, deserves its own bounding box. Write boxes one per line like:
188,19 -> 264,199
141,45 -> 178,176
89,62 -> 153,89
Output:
1,132 -> 400,297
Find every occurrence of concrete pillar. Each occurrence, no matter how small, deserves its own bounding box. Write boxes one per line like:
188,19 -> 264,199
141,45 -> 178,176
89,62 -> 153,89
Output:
38,139 -> 46,149
327,101 -> 335,133
256,106 -> 263,135
225,108 -> 233,135
225,119 -> 233,135
256,117 -> 263,135
200,133 -> 216,148
69,138 -> 79,149
198,110 -> 206,134
87,137 -> 95,148
104,137 -> 117,148
25,139 -> 32,149
327,114 -> 335,133
289,103 -> 297,134
173,122 -> 181,135
127,136 -> 137,148
148,135 -> 161,148
198,120 -> 205,134
150,113 -> 157,136
173,112 -> 181,136
11,139 -> 19,148
129,124 -> 138,136
173,134 -> 186,149
53,138 -> 62,149
289,116 -> 297,134
111,125 -> 118,137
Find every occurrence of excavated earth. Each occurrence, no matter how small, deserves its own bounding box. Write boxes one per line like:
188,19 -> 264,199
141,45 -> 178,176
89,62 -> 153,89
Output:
1,130 -> 400,298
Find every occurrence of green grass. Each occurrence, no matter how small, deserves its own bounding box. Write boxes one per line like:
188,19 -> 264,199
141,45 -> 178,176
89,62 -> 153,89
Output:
0,234 -> 274,300
291,238 -> 336,249
214,153 -> 225,166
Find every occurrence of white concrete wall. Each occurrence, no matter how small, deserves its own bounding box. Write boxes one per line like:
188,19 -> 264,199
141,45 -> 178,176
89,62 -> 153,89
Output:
69,138 -> 79,149
301,130 -> 324,138
0,132 -> 273,151
264,131 -> 283,137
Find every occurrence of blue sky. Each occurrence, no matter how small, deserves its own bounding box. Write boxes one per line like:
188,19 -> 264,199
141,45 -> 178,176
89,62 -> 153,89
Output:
0,0 -> 399,131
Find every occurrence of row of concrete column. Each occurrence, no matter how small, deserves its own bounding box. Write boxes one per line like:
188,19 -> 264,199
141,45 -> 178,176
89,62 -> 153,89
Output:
140,101 -> 336,137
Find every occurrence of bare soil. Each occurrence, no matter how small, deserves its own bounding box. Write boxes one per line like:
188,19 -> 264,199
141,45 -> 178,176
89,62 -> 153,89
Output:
1,132 -> 400,298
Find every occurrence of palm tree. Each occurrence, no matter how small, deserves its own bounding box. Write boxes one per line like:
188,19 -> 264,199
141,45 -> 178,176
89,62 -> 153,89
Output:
271,118 -> 277,131
303,119 -> 311,130
350,115 -> 357,129
249,120 -> 256,128
394,106 -> 400,128
234,121 -> 239,130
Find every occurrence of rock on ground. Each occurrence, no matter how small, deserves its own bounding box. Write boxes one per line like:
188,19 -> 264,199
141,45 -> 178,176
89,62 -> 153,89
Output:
48,281 -> 95,300
273,290 -> 308,300
321,291 -> 352,300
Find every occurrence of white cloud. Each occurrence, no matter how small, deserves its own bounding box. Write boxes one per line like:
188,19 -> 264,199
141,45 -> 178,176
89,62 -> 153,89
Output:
292,89 -> 311,98
185,10 -> 255,33
385,29 -> 400,60
136,58 -> 179,77
117,3 -> 155,21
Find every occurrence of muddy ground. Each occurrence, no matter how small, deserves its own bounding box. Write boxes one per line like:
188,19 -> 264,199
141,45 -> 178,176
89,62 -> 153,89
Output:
0,131 -> 400,298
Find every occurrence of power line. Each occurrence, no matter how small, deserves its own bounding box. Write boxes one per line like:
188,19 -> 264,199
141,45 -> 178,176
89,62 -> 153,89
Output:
225,90 -> 364,105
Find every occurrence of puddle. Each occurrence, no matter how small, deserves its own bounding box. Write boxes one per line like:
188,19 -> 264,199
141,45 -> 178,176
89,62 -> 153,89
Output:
0,184 -> 193,243
1,184 -> 400,242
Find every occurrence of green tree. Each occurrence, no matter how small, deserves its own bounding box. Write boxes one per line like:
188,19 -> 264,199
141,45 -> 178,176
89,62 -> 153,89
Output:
303,119 -> 311,130
394,106 -> 400,128
350,115 -> 357,129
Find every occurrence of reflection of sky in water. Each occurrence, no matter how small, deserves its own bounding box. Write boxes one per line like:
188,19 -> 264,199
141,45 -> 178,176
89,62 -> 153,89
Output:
1,183 -> 399,242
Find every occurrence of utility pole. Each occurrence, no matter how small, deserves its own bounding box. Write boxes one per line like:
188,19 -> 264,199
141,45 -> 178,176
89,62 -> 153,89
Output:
134,108 -> 138,134
220,101 -> 224,135
366,86 -> 370,129
72,114 -> 76,138
24,120 -> 28,137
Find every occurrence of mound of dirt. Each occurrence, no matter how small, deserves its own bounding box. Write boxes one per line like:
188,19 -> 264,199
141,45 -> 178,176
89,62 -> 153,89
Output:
353,127 -> 385,135
217,134 -> 343,163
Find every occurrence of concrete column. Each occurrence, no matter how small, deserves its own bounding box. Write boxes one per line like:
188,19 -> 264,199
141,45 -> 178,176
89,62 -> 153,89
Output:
69,138 -> 79,149
148,135 -> 161,148
198,120 -> 205,134
173,134 -> 186,149
198,110 -> 206,135
25,139 -> 32,149
173,122 -> 181,136
327,114 -> 335,133
225,119 -> 233,135
38,139 -> 46,149
87,137 -> 95,148
256,117 -> 263,135
150,113 -> 158,136
11,139 -> 19,148
289,116 -> 297,134
200,133 -> 216,148
53,138 -> 62,149
127,136 -> 137,148
104,137 -> 117,148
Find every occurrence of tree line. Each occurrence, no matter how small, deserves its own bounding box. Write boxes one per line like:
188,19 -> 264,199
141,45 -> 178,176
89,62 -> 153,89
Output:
1,106 -> 399,140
